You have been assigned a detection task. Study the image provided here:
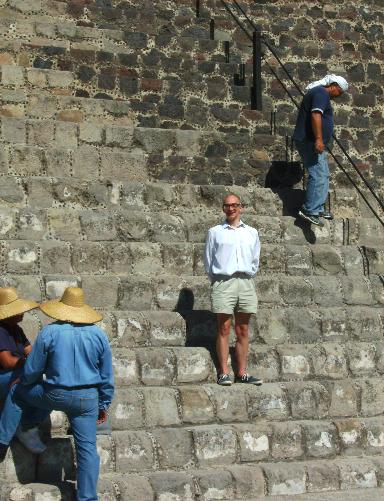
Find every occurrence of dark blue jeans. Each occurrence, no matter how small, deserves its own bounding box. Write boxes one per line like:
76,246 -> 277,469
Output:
295,140 -> 329,215
0,384 -> 99,501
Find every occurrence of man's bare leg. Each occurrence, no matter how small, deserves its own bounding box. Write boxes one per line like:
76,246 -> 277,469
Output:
234,312 -> 251,376
216,313 -> 232,374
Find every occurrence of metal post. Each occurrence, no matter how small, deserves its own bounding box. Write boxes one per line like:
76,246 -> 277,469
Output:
210,19 -> 215,40
285,134 -> 289,163
196,0 -> 200,17
240,63 -> 245,84
251,30 -> 262,110
234,63 -> 245,86
224,41 -> 230,63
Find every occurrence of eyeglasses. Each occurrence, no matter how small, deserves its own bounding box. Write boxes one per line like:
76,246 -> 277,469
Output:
223,203 -> 242,209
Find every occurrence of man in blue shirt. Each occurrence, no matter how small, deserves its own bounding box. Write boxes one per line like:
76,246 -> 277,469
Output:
0,287 -> 114,501
293,74 -> 348,226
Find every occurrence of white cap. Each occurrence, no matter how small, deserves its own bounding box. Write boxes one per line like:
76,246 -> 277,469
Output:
306,74 -> 349,92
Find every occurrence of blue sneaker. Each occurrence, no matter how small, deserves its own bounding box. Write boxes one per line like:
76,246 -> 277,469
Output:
319,211 -> 333,220
298,210 -> 324,227
235,373 -> 263,385
217,374 -> 232,386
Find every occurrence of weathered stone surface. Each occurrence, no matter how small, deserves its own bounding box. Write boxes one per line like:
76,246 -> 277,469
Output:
247,384 -> 289,420
114,431 -> 155,472
306,461 -> 340,493
310,344 -> 348,379
329,381 -> 359,417
174,347 -> 212,383
112,349 -> 138,386
193,425 -> 237,466
153,428 -> 194,469
210,386 -> 249,423
143,387 -> 181,427
100,148 -> 148,181
180,387 -> 215,424
279,345 -> 311,380
263,463 -> 306,496
149,472 -> 195,501
287,382 -> 330,419
109,388 -> 144,430
360,379 -> 384,417
118,277 -> 154,310
272,422 -> 303,460
339,460 -> 377,489
80,211 -> 117,241
303,422 -> 338,458
137,348 -> 175,385
40,241 -> 71,274
196,469 -> 234,499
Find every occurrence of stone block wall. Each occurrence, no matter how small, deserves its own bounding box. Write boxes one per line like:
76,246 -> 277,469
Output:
0,1 -> 383,499
4,0 -> 380,191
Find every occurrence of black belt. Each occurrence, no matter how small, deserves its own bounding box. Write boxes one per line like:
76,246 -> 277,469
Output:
45,384 -> 98,390
212,272 -> 251,281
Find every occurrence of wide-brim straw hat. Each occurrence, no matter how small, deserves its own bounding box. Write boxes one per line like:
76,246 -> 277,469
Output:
0,287 -> 39,321
39,287 -> 103,324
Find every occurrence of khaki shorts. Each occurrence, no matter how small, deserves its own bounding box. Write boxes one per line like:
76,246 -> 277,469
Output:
211,276 -> 258,315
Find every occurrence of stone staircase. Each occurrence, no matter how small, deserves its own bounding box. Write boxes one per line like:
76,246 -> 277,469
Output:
0,0 -> 383,500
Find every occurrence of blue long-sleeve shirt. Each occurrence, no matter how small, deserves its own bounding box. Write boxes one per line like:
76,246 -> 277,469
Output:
20,322 -> 114,410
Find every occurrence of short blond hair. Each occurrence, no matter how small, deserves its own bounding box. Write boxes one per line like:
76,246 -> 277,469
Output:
222,193 -> 241,205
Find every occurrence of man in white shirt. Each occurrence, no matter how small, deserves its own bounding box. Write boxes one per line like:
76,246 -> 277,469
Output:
204,193 -> 262,386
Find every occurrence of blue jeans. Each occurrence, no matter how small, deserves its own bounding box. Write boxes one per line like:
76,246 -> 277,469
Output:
0,370 -> 45,427
0,370 -> 20,402
295,140 -> 329,215
0,384 -> 99,501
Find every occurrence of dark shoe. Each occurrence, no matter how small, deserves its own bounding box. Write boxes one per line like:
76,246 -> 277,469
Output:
217,374 -> 232,386
319,211 -> 334,220
298,210 -> 324,226
0,443 -> 8,461
16,426 -> 46,454
235,373 -> 263,385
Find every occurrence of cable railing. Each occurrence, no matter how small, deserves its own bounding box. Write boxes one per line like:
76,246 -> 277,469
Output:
198,0 -> 384,227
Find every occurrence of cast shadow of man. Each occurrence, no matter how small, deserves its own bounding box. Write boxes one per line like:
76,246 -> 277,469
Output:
266,183 -> 317,244
0,413 -> 75,499
175,288 -> 238,375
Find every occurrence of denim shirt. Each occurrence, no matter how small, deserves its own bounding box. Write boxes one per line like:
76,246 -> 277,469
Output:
20,322 -> 114,410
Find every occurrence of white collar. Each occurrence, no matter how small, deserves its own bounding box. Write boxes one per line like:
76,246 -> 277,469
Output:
222,220 -> 245,229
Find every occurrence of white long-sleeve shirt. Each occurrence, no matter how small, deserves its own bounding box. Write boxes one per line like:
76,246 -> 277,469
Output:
204,221 -> 261,279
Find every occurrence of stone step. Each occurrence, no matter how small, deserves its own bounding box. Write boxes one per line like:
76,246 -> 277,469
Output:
1,204 -> 383,248
3,417 -> 384,477
109,378 -> 384,427
0,173 -> 370,219
5,378 -> 384,434
1,268 -> 383,310
18,304 -> 383,351
0,115 -> 275,154
3,236 -> 383,277
23,337 -> 376,390
0,63 -> 269,131
256,489 -> 384,501
114,339 -> 384,387
3,464 -> 384,500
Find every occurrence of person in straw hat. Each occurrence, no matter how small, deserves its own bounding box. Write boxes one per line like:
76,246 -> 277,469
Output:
0,287 -> 47,455
0,287 -> 114,501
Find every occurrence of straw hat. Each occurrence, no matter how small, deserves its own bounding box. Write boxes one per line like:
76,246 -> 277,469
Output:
0,287 -> 38,321
39,287 -> 103,324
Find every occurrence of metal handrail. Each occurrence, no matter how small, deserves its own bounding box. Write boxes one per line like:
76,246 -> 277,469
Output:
218,0 -> 384,226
